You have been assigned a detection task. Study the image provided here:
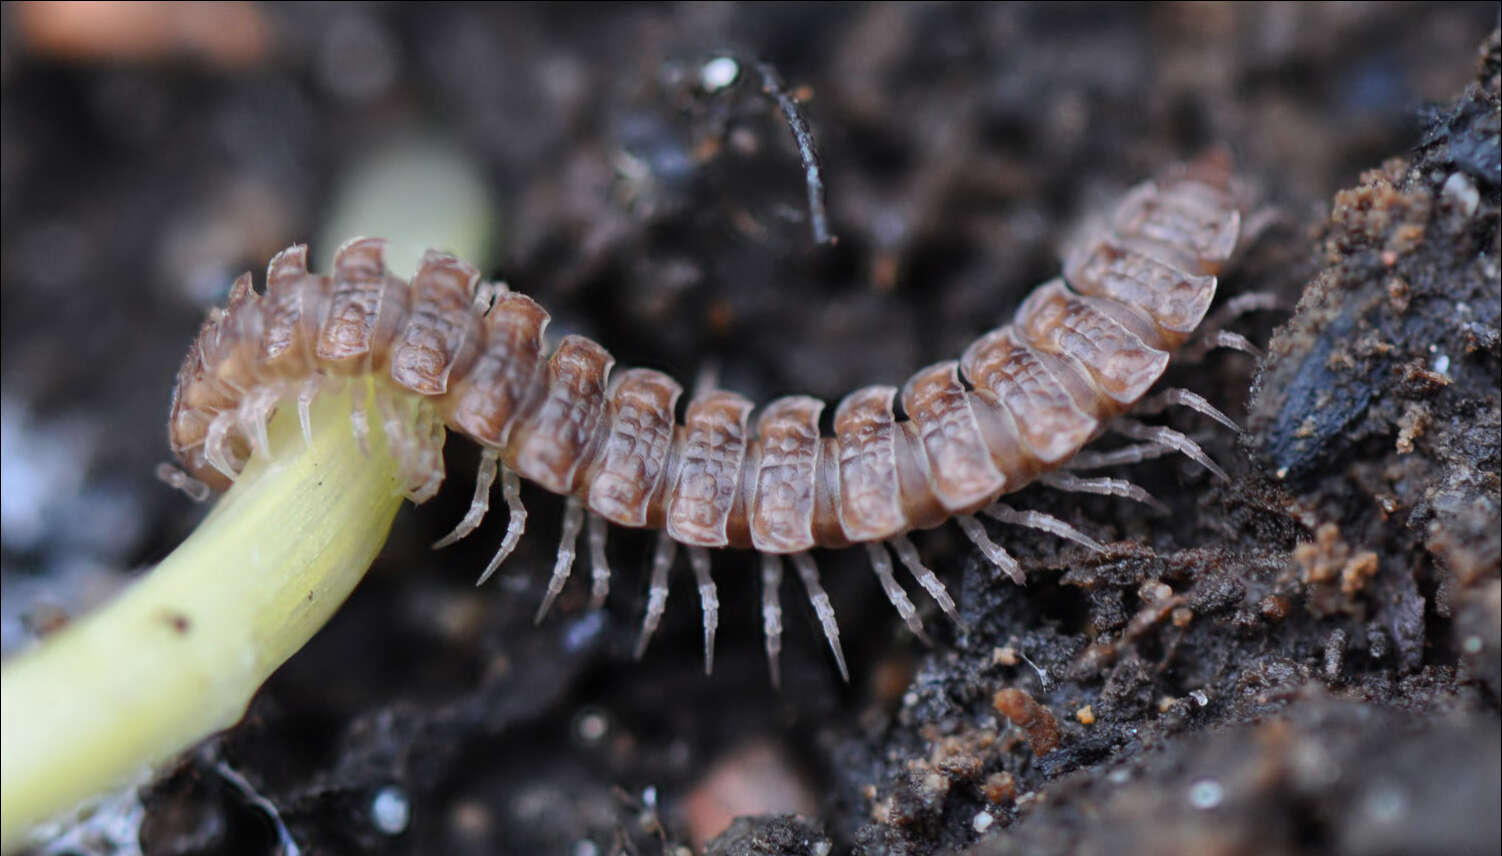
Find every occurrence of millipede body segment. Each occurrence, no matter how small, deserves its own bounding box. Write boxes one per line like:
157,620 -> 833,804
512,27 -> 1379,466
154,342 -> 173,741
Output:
168,151 -> 1246,682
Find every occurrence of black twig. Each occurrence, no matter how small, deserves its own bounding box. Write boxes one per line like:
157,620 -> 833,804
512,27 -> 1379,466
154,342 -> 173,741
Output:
753,61 -> 835,246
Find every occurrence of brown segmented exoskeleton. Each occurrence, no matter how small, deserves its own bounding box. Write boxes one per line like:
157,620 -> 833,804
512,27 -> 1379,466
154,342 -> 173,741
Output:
167,149 -> 1258,685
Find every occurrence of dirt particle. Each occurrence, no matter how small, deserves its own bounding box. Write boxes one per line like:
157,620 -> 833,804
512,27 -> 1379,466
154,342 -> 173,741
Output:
705,815 -> 830,856
1396,402 -> 1430,454
21,603 -> 71,639
1259,594 -> 1290,621
684,742 -> 819,850
1341,551 -> 1380,597
982,771 -> 1017,805
1293,522 -> 1382,614
1386,276 -> 1411,312
1323,628 -> 1348,682
1400,359 -> 1452,390
993,688 -> 1061,757
448,799 -> 492,841
158,609 -> 191,635
1441,171 -> 1480,216
1075,705 -> 1096,725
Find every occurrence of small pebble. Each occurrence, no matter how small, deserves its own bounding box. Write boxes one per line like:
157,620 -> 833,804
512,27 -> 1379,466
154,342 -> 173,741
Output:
370,785 -> 410,836
700,56 -> 740,92
1187,777 -> 1224,810
1441,172 -> 1479,216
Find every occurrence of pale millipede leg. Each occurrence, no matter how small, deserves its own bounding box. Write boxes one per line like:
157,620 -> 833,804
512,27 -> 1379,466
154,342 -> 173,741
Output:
888,535 -> 960,621
474,468 -> 527,586
408,472 -> 443,505
535,496 -> 585,623
1189,322 -> 1261,355
688,547 -> 719,675
587,513 -> 611,610
984,503 -> 1107,555
760,553 -> 784,689
1204,291 -> 1287,330
634,533 -> 678,660
155,463 -> 211,502
1113,418 -> 1228,481
410,404 -> 447,504
296,375 -> 322,448
1136,388 -> 1240,433
1063,443 -> 1174,471
203,411 -> 242,483
791,551 -> 849,682
375,388 -> 416,494
348,379 -> 372,456
434,448 -> 499,548
691,360 -> 722,397
237,383 -> 282,459
1039,471 -> 1167,513
954,515 -> 1025,585
864,542 -> 929,643
426,401 -> 446,454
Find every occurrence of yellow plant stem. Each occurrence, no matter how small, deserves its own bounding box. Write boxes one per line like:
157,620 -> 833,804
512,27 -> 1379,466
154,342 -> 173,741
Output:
1,379 -> 410,852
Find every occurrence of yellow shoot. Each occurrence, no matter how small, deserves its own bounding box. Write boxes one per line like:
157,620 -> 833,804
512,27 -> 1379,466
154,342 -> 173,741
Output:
1,379 -> 413,852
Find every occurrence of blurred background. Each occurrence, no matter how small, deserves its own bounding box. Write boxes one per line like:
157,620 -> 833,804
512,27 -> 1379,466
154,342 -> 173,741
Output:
2,4 -> 1497,855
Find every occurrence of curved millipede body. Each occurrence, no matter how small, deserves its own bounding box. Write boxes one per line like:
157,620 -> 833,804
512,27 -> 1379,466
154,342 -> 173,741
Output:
167,151 -> 1249,683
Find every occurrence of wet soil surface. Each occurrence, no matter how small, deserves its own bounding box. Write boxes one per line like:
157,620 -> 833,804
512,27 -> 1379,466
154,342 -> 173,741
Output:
3,5 -> 1498,855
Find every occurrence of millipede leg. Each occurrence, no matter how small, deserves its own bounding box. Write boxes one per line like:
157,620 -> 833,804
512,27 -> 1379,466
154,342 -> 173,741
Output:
691,360 -> 722,397
408,470 -> 444,505
1180,289 -> 1283,362
984,503 -> 1107,555
203,411 -> 243,482
474,468 -> 527,586
688,547 -> 719,675
348,379 -> 371,456
955,515 -> 1025,585
155,463 -> 211,502
535,496 -> 585,623
1200,291 -> 1287,335
791,552 -> 848,682
865,542 -> 929,643
587,513 -> 611,610
1114,418 -> 1228,481
294,377 -> 321,449
1136,388 -> 1240,433
1185,328 -> 1263,361
634,533 -> 677,660
1039,471 -> 1167,513
888,535 -> 961,621
376,388 -> 417,494
407,405 -> 447,504
761,553 -> 784,689
434,448 -> 499,548
1062,443 -> 1173,471
237,383 -> 282,459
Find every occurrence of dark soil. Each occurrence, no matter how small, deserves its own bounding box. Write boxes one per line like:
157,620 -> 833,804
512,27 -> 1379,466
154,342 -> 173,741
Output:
2,5 -> 1498,856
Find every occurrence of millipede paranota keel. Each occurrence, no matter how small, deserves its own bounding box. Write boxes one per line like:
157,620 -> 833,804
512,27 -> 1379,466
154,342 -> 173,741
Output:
167,150 -> 1250,685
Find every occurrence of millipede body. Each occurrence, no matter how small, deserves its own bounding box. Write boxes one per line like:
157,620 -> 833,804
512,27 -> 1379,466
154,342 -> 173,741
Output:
167,151 -> 1246,682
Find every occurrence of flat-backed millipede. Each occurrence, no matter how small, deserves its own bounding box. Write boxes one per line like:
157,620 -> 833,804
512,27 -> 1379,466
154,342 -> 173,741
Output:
166,150 -> 1253,684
